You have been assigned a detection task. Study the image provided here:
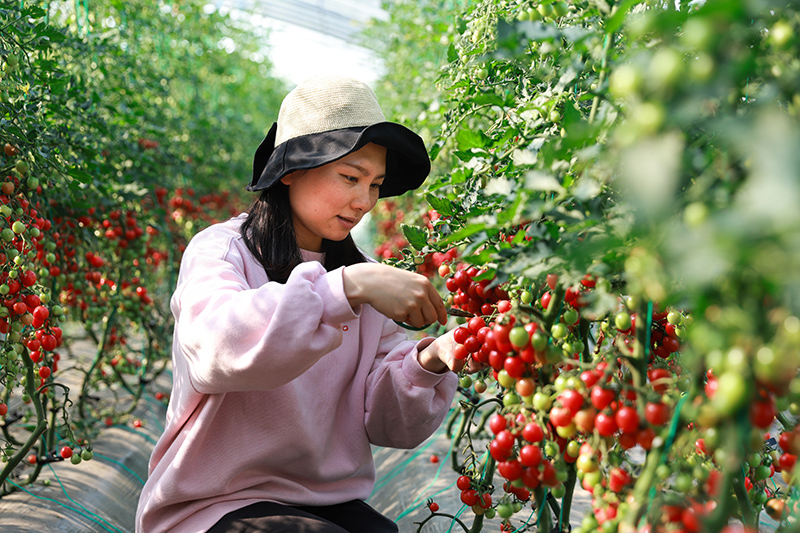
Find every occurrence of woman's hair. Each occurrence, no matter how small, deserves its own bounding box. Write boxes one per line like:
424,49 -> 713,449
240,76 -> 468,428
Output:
240,183 -> 368,283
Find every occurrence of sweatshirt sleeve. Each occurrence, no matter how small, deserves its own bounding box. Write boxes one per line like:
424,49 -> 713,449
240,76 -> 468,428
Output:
363,319 -> 458,449
172,228 -> 359,394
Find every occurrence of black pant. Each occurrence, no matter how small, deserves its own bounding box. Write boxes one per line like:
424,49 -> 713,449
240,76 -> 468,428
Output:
206,500 -> 399,533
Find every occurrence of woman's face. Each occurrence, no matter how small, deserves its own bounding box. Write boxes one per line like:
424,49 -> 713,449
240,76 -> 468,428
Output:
280,142 -> 387,252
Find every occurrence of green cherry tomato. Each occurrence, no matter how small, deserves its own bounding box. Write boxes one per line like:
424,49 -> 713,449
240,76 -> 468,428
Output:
520,290 -> 533,304
674,473 -> 693,493
615,312 -> 632,331
582,470 -> 602,489
693,465 -> 709,481
770,20 -> 794,48
576,454 -> 599,473
503,392 -> 522,407
532,392 -> 552,411
537,3 -> 554,19
562,308 -> 578,325
566,440 -> 581,458
711,372 -> 750,416
552,2 -> 568,17
551,323 -> 568,340
509,326 -> 529,348
582,515 -> 599,531
755,465 -> 772,481
531,332 -> 547,352
497,369 -> 516,389
496,503 -> 514,519
667,311 -> 683,325
11,220 -> 25,234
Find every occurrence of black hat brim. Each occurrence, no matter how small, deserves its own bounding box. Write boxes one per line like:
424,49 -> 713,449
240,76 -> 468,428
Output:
248,122 -> 431,198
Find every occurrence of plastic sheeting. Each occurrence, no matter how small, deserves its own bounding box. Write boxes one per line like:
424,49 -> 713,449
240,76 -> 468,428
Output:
0,347 -> 781,533
0,391 -> 591,533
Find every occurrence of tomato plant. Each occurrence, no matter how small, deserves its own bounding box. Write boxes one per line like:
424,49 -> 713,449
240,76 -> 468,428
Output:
371,0 -> 800,531
0,0 -> 284,494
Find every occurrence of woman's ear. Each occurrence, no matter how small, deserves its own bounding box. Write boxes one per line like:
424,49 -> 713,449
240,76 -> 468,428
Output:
280,169 -> 306,186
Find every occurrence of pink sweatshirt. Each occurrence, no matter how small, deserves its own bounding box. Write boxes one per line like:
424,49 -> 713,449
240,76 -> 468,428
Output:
135,214 -> 457,533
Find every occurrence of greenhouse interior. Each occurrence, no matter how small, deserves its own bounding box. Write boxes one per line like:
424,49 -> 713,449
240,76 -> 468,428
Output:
1,0 -> 799,532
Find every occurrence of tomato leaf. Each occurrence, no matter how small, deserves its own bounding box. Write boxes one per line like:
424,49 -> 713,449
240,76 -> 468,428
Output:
429,140 -> 444,161
456,128 -> 490,151
605,0 -> 640,34
439,223 -> 487,246
497,193 -> 523,225
22,5 -> 47,18
425,194 -> 457,217
67,167 -> 93,184
48,77 -> 68,95
401,223 -> 428,251
447,43 -> 458,63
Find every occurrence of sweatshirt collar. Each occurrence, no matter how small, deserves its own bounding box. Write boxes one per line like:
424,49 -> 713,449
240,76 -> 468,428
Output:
300,249 -> 325,263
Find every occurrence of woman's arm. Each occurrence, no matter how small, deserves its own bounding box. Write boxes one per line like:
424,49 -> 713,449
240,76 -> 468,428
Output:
342,263 -> 447,329
363,321 -> 459,449
174,230 -> 358,394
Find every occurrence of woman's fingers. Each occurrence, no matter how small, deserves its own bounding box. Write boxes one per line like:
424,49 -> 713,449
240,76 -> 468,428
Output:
428,283 -> 448,325
343,263 -> 447,326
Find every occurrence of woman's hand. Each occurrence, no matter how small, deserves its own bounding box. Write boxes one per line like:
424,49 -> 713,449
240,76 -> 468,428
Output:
417,328 -> 487,374
343,263 -> 447,328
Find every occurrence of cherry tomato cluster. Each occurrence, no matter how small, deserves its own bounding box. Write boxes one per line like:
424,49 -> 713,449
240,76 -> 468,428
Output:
444,265 -> 510,317
0,153 -> 77,465
456,473 -> 494,516
441,268 -> 718,526
0,140 -> 244,488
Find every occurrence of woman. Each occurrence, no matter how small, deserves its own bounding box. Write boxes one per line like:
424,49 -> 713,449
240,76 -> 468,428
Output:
135,76 -> 479,533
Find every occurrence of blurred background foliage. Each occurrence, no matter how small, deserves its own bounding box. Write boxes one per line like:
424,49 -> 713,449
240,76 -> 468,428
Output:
0,0 -> 286,490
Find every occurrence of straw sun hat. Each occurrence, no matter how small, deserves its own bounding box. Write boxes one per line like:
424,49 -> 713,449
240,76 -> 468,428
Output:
248,75 -> 431,198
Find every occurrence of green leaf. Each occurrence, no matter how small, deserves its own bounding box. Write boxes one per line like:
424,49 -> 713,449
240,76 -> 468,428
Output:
471,91 -> 506,106
429,140 -> 444,161
605,0 -> 640,34
455,128 -> 490,151
3,125 -> 24,139
497,193 -> 523,225
22,6 -> 47,19
439,223 -> 487,246
49,77 -> 68,95
447,43 -> 458,63
67,167 -> 93,184
453,150 -> 476,162
425,193 -> 457,217
463,248 -> 493,266
401,223 -> 428,251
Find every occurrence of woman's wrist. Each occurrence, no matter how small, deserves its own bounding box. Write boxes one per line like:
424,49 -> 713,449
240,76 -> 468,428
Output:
417,343 -> 448,374
342,264 -> 370,307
